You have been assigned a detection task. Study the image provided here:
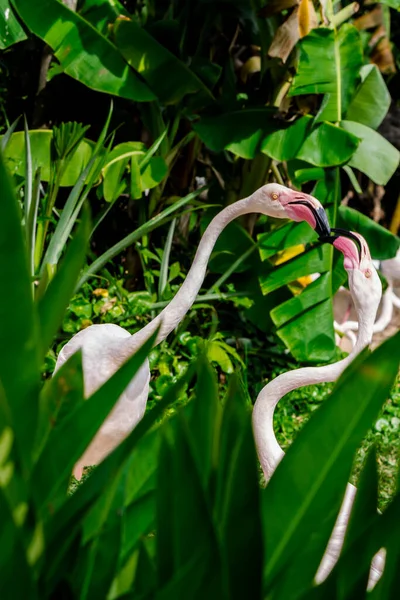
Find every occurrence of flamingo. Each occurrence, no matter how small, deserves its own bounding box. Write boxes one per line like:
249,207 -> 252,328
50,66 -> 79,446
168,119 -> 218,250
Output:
252,229 -> 385,589
335,247 -> 400,348
55,183 -> 331,479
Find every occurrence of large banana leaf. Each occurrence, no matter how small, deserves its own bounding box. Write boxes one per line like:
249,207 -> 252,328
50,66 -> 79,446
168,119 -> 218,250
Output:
78,0 -> 128,34
289,25 -> 363,122
195,111 -> 359,165
114,17 -> 214,105
0,0 -> 26,48
337,205 -> 400,260
345,64 -> 391,130
341,120 -> 400,185
12,0 -> 155,101
257,171 -> 339,363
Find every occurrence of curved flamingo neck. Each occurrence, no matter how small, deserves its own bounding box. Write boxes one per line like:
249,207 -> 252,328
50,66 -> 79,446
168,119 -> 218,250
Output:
252,281 -> 378,481
121,197 -> 253,358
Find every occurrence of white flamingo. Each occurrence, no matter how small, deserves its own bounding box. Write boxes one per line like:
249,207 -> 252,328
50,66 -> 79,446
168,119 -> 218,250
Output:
252,230 -> 385,589
335,246 -> 400,347
55,183 -> 331,479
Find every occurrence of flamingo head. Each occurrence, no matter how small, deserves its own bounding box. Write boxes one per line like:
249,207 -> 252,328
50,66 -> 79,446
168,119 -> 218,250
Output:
253,183 -> 331,238
329,229 -> 382,320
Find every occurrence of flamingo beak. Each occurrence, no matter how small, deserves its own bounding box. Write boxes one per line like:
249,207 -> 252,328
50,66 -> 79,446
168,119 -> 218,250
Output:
320,227 -> 363,269
284,194 -> 331,238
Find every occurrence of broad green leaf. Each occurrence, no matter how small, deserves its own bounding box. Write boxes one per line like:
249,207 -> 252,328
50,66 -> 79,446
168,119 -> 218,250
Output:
262,332 -> 400,594
2,130 -> 94,186
43,366 -> 192,580
74,472 -> 126,600
270,273 -> 335,363
37,210 -> 90,360
188,357 -> 220,489
193,109 -> 278,159
0,151 -> 40,470
103,155 -> 129,202
290,26 -> 363,122
296,122 -> 359,167
275,293 -> 335,363
114,17 -> 213,105
341,120 -> 400,185
261,115 -> 311,161
0,0 -> 26,48
207,341 -> 234,373
78,0 -> 128,34
216,378 -> 263,599
259,245 -> 330,295
337,205 -> 400,260
156,417 -> 223,595
0,489 -> 36,598
12,0 -> 155,101
258,222 -> 316,261
345,65 -> 391,130
141,155 -> 168,190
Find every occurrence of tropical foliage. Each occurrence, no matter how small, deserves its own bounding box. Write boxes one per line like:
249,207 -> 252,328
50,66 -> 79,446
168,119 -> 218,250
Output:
0,1 -> 400,597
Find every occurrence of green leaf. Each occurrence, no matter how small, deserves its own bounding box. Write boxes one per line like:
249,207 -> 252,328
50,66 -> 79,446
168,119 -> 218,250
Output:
193,109 -> 278,159
271,274 -> 335,363
103,155 -> 128,202
78,0 -> 129,34
259,245 -> 330,295
156,417 -> 223,595
207,341 -> 234,373
262,332 -> 400,595
0,489 -> 36,599
77,187 -> 206,290
290,26 -> 363,122
0,1 -> 26,48
12,0 -> 155,101
341,120 -> 400,185
261,115 -> 312,161
345,65 -> 391,130
216,377 -> 263,599
2,130 -> 94,186
0,150 -> 40,470
296,122 -> 359,167
37,209 -> 90,360
258,222 -> 317,261
114,17 -> 213,105
141,155 -> 168,190
337,205 -> 400,260
188,357 -> 220,489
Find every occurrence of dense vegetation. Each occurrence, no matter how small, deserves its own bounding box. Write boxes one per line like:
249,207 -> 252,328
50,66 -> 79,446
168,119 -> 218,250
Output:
1,0 -> 400,597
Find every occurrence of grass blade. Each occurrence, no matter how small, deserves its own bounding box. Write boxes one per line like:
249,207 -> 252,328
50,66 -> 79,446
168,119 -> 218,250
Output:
158,217 -> 176,299
37,208 -> 90,360
76,187 -> 207,290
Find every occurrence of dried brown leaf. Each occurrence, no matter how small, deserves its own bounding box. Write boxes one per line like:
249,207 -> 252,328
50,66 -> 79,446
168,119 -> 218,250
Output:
298,0 -> 318,38
268,7 -> 300,63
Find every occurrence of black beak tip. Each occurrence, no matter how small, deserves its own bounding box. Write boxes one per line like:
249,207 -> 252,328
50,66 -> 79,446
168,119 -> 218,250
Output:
315,207 -> 331,239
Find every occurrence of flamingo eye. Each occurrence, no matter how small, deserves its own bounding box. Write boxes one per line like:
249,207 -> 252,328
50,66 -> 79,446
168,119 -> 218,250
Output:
271,193 -> 279,200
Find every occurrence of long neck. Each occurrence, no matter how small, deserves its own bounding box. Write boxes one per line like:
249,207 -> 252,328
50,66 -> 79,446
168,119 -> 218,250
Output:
252,291 -> 377,482
122,197 -> 253,357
